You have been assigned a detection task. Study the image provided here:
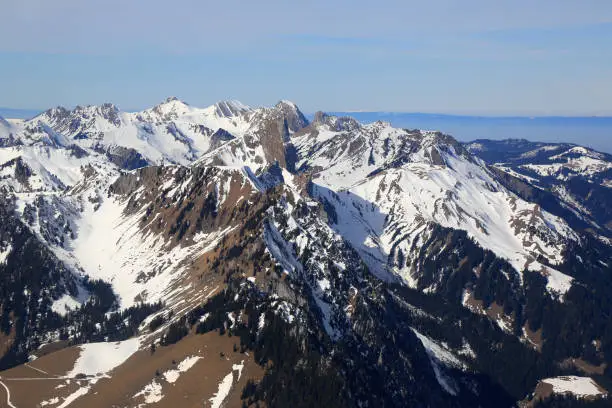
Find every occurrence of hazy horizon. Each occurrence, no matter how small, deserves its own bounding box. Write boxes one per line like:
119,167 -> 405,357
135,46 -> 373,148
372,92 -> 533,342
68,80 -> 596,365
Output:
2,1 -> 612,116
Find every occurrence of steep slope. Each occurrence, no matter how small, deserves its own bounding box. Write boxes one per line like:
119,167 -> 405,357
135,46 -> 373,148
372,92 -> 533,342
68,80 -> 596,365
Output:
465,139 -> 612,237
0,192 -> 80,368
197,100 -> 309,171
1,167 -> 523,407
74,164 -> 259,309
293,115 -> 576,297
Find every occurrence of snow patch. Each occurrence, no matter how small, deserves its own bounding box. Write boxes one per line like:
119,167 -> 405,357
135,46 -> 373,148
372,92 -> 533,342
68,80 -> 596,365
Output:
163,356 -> 202,384
68,337 -> 140,377
134,380 -> 163,404
209,373 -> 234,408
209,360 -> 245,408
56,382 -> 94,408
40,397 -> 60,406
545,268 -> 574,298
51,294 -> 81,316
0,244 -> 11,264
411,328 -> 465,395
541,376 -> 605,398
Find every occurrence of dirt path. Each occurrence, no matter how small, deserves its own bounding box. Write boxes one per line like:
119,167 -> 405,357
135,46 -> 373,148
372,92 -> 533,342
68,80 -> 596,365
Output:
24,363 -> 53,377
0,379 -> 17,408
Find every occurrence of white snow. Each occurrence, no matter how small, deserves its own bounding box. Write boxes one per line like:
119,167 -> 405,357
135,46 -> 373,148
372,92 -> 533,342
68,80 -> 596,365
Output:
40,397 -> 60,406
494,164 -> 540,184
258,313 -> 266,331
56,382 -> 94,408
209,372 -> 234,408
411,328 -> 465,395
208,361 -> 245,408
457,339 -> 476,359
61,191 -> 233,309
521,154 -> 612,179
411,328 -> 465,369
541,376 -> 605,398
0,244 -> 11,264
545,268 -> 574,297
233,360 -> 244,382
299,123 -> 577,297
133,356 -> 203,405
163,356 -> 202,384
51,294 -> 82,316
133,380 -> 163,404
68,338 -> 140,377
518,145 -> 561,159
318,278 -> 331,292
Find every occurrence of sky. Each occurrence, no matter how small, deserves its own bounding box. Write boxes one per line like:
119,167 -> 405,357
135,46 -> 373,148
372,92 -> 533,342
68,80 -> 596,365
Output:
1,0 -> 612,115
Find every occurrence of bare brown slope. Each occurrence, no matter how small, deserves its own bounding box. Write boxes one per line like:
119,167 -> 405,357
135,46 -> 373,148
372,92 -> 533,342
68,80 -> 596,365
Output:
0,332 -> 262,408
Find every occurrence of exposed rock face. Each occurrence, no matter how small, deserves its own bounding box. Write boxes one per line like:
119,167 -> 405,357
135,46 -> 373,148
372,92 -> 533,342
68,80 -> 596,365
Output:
105,146 -> 149,170
213,100 -> 251,118
0,134 -> 21,148
67,144 -> 89,159
251,100 -> 309,167
312,111 -> 361,132
208,128 -> 235,151
0,157 -> 32,188
274,100 -> 309,134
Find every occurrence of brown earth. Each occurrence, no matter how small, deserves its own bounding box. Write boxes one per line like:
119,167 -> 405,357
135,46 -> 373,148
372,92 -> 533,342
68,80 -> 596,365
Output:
0,313 -> 16,361
0,332 -> 263,408
523,323 -> 543,352
560,357 -> 606,376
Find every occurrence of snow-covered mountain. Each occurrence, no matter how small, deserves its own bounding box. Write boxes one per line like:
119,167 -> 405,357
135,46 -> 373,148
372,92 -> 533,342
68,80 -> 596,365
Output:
0,99 -> 610,407
292,114 -> 577,296
465,139 -> 612,187
19,99 -> 245,166
465,139 -> 612,238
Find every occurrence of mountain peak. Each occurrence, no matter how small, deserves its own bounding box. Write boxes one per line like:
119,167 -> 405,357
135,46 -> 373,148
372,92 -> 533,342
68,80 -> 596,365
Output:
72,103 -> 120,114
165,96 -> 180,103
144,97 -> 192,121
272,100 -> 308,133
312,111 -> 361,132
275,99 -> 298,108
40,106 -> 69,118
156,96 -> 189,108
213,100 -> 250,118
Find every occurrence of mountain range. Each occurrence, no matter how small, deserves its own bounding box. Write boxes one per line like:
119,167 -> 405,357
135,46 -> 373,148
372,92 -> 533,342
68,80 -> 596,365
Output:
0,98 -> 610,407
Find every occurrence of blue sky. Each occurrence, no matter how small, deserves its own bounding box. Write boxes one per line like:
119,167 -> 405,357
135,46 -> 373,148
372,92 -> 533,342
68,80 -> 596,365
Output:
1,0 -> 612,115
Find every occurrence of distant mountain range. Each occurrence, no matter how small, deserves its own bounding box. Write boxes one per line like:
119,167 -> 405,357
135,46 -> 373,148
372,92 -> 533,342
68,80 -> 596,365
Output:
0,107 -> 41,119
4,106 -> 611,153
0,98 -> 611,406
324,112 -> 612,154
